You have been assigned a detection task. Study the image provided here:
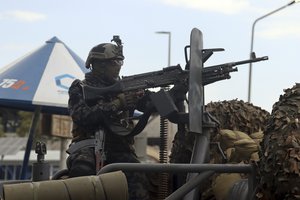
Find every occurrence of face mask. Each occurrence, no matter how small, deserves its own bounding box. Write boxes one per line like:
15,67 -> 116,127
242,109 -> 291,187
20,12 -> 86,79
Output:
92,60 -> 122,83
104,65 -> 121,81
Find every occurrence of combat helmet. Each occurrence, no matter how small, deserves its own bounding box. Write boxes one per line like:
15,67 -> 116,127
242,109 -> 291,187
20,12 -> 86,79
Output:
86,35 -> 124,69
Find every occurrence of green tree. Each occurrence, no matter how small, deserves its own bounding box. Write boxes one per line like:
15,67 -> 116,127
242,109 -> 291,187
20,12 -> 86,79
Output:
16,111 -> 33,137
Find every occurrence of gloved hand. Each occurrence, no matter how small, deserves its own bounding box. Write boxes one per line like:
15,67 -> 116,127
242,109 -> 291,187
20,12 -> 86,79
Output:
115,93 -> 125,107
98,90 -> 145,112
136,90 -> 155,112
117,90 -> 145,109
96,94 -> 128,112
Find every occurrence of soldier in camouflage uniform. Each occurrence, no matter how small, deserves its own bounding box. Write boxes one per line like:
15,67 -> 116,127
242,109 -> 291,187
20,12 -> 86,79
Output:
66,38 -> 150,200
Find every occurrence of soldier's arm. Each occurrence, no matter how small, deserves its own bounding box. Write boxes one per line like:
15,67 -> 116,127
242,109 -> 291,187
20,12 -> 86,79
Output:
68,80 -> 122,127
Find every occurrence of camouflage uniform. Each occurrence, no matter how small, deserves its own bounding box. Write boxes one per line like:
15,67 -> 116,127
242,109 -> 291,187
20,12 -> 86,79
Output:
67,41 -> 150,200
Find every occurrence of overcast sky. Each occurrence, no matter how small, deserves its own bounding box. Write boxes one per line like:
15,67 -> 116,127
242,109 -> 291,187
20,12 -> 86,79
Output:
1,0 -> 299,112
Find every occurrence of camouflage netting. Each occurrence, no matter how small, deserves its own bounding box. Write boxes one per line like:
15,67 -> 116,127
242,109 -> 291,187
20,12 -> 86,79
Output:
258,83 -> 300,200
169,99 -> 270,199
206,99 -> 270,164
170,99 -> 270,163
205,99 -> 270,135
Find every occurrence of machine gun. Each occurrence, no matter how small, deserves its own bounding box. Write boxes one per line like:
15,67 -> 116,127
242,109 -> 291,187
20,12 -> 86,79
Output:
82,55 -> 268,101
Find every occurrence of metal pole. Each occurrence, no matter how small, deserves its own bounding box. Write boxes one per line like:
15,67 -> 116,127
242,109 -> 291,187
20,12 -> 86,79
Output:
20,106 -> 41,180
155,31 -> 171,66
98,163 -> 254,174
155,30 -> 172,199
247,0 -> 298,102
99,163 -> 255,200
165,171 -> 214,200
168,32 -> 171,66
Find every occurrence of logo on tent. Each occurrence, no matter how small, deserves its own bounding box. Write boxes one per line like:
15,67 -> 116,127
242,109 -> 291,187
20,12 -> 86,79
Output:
55,74 -> 76,90
0,79 -> 29,91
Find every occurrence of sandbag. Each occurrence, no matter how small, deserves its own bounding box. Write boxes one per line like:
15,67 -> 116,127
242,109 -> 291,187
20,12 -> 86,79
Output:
212,173 -> 242,200
3,171 -> 128,200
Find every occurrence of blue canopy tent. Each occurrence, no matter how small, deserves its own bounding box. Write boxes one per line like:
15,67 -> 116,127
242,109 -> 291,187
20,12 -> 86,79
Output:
0,37 -> 88,179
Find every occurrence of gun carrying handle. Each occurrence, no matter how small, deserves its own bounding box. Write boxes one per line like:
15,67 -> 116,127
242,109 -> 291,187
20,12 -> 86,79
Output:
184,45 -> 190,67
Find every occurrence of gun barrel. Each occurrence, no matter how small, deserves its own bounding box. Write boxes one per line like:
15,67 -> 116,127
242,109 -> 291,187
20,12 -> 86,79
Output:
206,56 -> 268,68
234,56 -> 268,66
